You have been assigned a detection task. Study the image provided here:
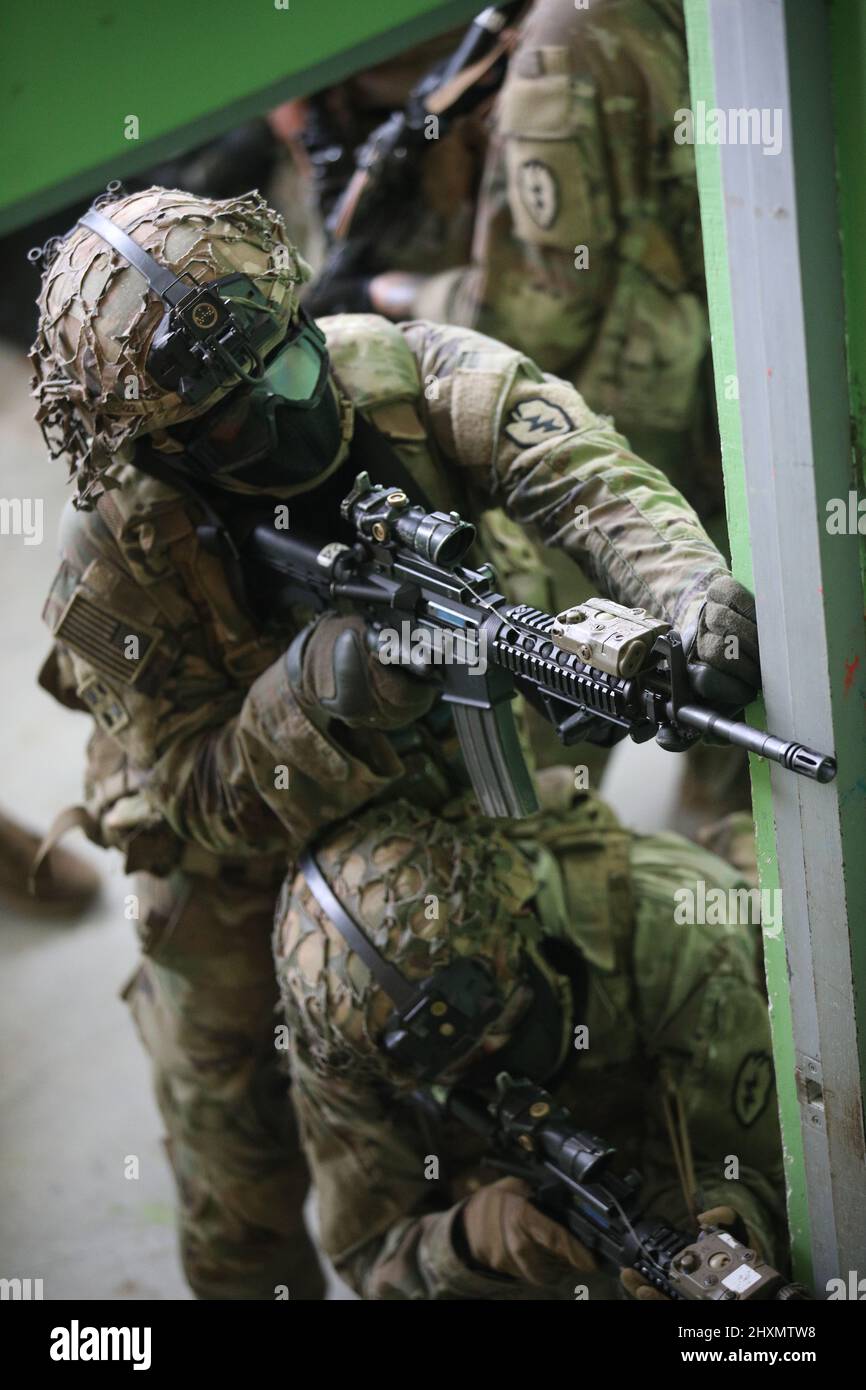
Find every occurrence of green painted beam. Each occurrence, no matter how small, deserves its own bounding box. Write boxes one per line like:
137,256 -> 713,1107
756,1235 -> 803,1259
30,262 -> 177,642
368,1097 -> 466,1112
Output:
683,0 -> 812,1282
0,0 -> 481,235
831,0 -> 866,591
830,0 -> 866,1136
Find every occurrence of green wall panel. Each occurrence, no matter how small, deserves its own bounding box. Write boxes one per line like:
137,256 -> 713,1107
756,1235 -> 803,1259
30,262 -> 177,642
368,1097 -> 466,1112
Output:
683,0 -> 812,1281
0,0 -> 480,233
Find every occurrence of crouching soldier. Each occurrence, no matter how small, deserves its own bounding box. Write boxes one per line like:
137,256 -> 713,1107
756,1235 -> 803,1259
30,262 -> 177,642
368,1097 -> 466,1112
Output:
274,774 -> 786,1299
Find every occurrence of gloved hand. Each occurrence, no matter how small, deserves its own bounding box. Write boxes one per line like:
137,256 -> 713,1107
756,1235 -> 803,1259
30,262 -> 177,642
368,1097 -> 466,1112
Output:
620,1266 -> 670,1302
687,575 -> 761,707
287,612 -> 437,730
460,1176 -> 595,1287
619,1204 -> 753,1301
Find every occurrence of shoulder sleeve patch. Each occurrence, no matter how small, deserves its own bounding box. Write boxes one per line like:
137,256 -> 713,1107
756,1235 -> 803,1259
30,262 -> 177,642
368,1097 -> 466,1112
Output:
732,1049 -> 774,1129
516,159 -> 561,231
504,397 -> 575,448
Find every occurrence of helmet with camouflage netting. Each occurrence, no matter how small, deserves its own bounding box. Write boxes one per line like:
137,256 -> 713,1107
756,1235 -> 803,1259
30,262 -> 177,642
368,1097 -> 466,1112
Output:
276,798 -> 577,1091
30,184 -> 311,508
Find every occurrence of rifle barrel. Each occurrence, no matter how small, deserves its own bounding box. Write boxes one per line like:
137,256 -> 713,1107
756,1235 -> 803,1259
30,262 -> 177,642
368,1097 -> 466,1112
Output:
673,703 -> 836,782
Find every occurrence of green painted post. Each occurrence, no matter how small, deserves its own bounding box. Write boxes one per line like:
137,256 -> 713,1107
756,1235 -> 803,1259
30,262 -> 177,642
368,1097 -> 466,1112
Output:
831,0 -> 866,588
830,0 -> 866,1139
683,0 -> 812,1281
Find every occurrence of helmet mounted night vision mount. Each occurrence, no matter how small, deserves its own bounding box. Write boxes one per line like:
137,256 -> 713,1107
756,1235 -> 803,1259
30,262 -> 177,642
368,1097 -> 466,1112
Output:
77,203 -> 289,407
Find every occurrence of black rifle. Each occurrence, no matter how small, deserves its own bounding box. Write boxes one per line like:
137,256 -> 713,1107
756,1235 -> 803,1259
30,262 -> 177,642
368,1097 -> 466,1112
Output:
431,1074 -> 810,1301
237,472 -> 836,817
304,4 -> 522,316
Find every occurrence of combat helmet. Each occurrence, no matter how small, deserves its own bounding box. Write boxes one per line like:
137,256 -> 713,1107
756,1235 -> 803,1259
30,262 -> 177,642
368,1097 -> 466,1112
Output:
30,184 -> 311,508
278,799 -> 579,1090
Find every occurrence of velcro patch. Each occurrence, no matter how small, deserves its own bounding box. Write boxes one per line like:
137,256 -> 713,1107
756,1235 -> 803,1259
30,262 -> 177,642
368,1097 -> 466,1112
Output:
77,674 -> 131,735
54,591 -> 161,687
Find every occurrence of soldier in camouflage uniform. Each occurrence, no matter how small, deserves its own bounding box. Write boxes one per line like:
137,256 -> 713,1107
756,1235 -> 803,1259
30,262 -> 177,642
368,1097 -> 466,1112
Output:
32,188 -> 329,1300
274,775 -> 785,1299
363,0 -> 718,519
30,186 -> 758,1299
305,0 -> 743,800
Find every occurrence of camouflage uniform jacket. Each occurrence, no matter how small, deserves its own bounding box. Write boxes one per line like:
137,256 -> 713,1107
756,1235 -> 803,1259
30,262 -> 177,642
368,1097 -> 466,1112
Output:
409,0 -> 719,512
40,314 -> 726,875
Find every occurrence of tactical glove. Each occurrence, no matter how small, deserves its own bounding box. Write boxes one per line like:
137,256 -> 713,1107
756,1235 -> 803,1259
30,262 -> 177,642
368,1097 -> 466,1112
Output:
460,1177 -> 595,1287
287,612 -> 437,730
687,575 -> 761,707
657,576 -> 761,753
620,1266 -> 670,1302
619,1205 -> 755,1301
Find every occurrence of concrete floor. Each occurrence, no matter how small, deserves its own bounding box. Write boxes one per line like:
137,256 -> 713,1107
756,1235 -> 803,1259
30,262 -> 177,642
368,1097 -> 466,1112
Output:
0,338 -> 683,1301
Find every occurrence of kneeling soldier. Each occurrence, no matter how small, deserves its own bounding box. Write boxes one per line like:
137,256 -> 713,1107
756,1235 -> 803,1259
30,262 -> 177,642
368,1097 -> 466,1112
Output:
275,776 -> 785,1300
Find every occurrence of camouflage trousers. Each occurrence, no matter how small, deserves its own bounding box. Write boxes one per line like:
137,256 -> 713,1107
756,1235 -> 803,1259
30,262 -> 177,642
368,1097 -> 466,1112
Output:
123,867 -> 325,1300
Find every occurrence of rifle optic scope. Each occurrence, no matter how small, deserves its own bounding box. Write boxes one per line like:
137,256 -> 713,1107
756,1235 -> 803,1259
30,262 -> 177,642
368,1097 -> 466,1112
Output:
342,472 -> 476,566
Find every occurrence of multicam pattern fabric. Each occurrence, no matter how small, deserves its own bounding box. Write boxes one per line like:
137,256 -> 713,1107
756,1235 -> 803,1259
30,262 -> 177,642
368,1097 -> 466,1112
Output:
275,787 -> 786,1300
126,866 -> 324,1300
41,311 -> 728,872
36,254 -> 734,1298
408,0 -> 720,516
